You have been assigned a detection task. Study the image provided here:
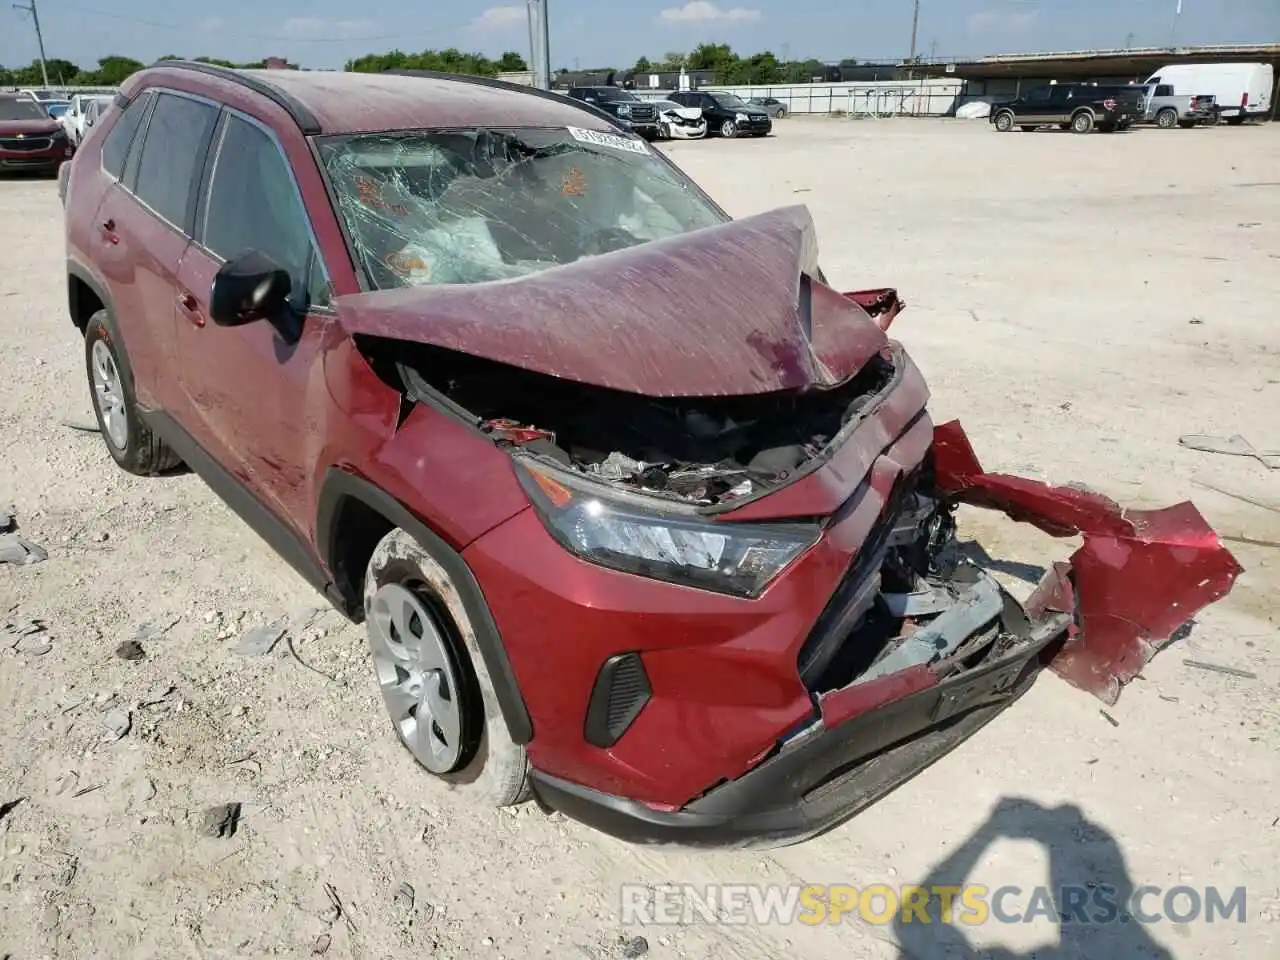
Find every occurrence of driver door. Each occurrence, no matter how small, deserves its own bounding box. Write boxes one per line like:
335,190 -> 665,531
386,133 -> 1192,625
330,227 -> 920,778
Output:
171,109 -> 333,531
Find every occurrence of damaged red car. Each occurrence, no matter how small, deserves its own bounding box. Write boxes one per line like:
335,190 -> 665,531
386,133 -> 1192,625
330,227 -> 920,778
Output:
61,62 -> 1241,848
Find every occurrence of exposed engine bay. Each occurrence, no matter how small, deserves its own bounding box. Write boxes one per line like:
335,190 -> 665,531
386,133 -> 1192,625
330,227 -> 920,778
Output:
366,338 -> 897,507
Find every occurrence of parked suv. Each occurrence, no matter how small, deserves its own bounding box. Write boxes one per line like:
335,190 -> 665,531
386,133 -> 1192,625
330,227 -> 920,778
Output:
61,61 -> 1236,848
669,90 -> 772,138
564,86 -> 659,137
990,83 -> 1144,133
0,92 -> 73,174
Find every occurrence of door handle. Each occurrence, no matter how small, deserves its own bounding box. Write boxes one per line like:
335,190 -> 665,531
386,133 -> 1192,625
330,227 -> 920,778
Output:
177,293 -> 205,328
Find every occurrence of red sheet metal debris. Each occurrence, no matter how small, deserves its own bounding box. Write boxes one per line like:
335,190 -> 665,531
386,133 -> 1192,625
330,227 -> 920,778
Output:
931,420 -> 1243,704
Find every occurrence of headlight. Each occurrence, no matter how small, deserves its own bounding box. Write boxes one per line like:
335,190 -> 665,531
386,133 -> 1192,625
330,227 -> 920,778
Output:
515,460 -> 819,598
617,104 -> 632,117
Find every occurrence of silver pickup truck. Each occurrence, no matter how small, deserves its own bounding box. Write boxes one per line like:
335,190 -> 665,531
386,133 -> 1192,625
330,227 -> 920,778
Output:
1138,83 -> 1218,128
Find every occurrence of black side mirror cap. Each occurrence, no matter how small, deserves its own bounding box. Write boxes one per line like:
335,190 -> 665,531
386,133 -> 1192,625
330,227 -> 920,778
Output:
209,250 -> 292,327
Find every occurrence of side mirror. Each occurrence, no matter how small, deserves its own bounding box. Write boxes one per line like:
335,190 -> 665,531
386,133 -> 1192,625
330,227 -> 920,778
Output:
209,250 -> 292,327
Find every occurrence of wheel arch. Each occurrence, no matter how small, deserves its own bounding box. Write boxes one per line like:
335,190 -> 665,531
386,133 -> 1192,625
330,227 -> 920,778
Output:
69,264 -> 139,393
316,468 -> 534,745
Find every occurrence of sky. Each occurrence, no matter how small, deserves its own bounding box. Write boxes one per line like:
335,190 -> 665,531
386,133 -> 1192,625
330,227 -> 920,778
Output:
3,0 -> 1277,73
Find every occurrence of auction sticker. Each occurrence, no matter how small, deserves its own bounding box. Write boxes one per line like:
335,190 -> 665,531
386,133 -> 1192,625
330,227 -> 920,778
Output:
567,126 -> 650,155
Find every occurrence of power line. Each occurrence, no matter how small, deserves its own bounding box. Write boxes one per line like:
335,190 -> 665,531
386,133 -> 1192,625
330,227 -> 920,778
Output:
43,2 -> 480,44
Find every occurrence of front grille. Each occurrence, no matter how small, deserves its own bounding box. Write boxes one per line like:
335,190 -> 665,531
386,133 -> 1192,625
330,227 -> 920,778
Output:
628,104 -> 657,122
584,653 -> 652,748
0,137 -> 53,152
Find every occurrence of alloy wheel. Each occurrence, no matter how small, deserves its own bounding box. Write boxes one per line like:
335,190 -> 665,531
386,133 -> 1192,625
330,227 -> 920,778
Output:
90,338 -> 128,450
367,582 -> 467,774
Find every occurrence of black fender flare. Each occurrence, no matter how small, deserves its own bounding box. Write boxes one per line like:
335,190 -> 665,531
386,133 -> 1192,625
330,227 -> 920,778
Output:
68,260 -> 138,392
315,468 -> 534,745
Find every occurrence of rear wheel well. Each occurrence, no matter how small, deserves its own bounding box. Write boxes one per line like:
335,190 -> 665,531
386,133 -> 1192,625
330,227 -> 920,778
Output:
326,494 -> 396,622
68,274 -> 105,334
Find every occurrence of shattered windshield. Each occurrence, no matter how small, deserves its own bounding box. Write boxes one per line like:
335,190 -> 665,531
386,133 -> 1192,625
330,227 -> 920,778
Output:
318,127 -> 726,289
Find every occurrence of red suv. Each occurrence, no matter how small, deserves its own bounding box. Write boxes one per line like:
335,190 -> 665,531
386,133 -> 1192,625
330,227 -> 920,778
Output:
61,62 -> 1240,848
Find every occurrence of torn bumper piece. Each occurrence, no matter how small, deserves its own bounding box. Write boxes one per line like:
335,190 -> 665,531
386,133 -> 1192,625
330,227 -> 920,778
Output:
931,420 -> 1244,704
527,422 -> 1241,849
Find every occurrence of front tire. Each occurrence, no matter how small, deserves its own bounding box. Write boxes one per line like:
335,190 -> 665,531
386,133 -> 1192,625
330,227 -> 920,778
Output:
84,310 -> 181,476
775,107 -> 787,119
719,119 -> 738,138
363,528 -> 530,808
993,110 -> 1014,132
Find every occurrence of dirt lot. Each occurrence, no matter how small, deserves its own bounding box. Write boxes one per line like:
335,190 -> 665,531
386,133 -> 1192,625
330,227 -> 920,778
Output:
1,117 -> 1278,960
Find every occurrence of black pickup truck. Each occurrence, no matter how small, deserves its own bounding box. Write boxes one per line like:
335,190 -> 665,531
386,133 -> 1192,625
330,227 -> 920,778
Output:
564,86 -> 660,138
990,83 -> 1145,134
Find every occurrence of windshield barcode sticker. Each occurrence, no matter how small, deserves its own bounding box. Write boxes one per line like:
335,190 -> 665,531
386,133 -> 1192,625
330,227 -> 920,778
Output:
567,126 -> 650,155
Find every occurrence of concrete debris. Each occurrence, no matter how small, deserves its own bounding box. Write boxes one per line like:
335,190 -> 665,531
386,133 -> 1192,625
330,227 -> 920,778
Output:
311,933 -> 332,955
133,618 -> 180,642
1179,433 -> 1280,470
1183,659 -> 1258,680
394,881 -> 415,912
102,710 -> 132,741
114,640 -> 146,661
0,504 -> 13,531
132,778 -> 156,804
8,620 -> 52,656
234,620 -> 287,657
621,936 -> 650,958
0,533 -> 47,566
200,802 -> 243,839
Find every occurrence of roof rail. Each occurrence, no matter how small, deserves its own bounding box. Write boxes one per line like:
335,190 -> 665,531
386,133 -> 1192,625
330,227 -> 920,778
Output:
381,69 -> 631,133
147,59 -> 322,135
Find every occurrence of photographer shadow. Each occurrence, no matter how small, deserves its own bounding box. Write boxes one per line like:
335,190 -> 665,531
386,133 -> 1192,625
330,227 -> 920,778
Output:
894,797 -> 1174,959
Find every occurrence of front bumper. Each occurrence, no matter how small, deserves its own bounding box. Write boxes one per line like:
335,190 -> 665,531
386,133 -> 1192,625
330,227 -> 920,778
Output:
0,137 -> 72,171
530,611 -> 1069,849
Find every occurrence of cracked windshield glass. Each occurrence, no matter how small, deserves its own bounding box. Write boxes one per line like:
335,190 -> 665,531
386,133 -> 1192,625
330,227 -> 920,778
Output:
318,127 -> 726,288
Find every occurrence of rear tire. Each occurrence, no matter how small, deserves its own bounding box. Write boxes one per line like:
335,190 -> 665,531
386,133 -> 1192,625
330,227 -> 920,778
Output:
1071,110 -> 1095,134
84,310 -> 181,476
1225,116 -> 1246,126
1156,108 -> 1178,129
363,528 -> 530,808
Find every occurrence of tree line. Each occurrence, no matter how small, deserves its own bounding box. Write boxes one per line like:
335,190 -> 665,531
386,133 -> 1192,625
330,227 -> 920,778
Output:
632,44 -> 853,85
2,43 -> 848,89
0,55 -> 281,87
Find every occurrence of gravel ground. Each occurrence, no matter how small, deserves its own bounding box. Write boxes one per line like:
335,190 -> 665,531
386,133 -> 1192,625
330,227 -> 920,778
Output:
1,117 -> 1277,960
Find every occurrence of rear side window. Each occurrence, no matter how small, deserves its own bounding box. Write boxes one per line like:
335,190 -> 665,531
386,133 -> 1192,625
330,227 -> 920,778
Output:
1157,84 -> 1174,97
133,93 -> 218,230
202,115 -> 317,308
101,94 -> 149,180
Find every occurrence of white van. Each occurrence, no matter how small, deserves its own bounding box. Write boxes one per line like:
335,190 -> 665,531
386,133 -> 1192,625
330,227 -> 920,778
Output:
1145,62 -> 1273,123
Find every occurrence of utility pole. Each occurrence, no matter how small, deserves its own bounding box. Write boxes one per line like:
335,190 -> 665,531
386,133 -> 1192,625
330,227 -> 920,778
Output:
13,0 -> 50,88
526,0 -> 551,90
1171,0 -> 1182,48
908,0 -> 920,61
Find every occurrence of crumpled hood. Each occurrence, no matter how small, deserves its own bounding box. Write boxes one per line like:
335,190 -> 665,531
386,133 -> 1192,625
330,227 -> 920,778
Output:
333,205 -> 889,397
0,118 -> 60,136
660,105 -> 706,122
